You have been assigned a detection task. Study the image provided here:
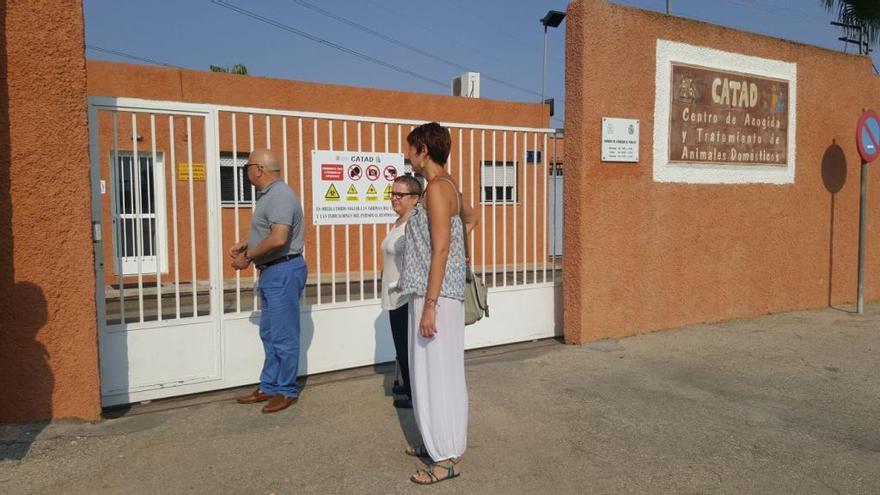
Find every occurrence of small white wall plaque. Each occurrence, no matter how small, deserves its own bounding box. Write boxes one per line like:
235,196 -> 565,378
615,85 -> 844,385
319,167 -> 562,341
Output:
601,117 -> 639,162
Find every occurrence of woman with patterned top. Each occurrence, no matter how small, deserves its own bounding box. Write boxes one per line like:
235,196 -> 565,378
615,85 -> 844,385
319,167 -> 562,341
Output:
399,122 -> 478,485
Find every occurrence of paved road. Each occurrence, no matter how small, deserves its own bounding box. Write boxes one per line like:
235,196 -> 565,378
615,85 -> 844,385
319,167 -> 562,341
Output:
2,304 -> 879,494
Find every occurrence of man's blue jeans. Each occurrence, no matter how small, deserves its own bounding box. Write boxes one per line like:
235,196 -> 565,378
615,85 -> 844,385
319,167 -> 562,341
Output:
257,256 -> 307,398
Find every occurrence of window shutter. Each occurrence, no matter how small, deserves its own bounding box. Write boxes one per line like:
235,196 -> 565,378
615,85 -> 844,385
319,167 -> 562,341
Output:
219,152 -> 251,204
481,161 -> 517,203
220,167 -> 235,203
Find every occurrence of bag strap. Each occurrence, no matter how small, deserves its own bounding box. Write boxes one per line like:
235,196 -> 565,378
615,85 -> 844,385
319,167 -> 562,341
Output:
429,176 -> 460,210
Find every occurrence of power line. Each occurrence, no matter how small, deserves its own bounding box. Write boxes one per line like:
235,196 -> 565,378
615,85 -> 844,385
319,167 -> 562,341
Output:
85,28 -> 565,124
362,0 -> 533,77
290,0 -> 541,98
623,0 -> 833,29
208,0 -> 448,90
635,0 -> 871,54
85,45 -> 179,68
89,4 -> 565,123
717,0 -> 831,26
711,0 -> 880,62
447,0 -> 564,65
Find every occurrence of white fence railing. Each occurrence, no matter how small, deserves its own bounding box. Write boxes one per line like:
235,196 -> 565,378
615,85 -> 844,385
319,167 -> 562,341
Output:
216,109 -> 562,314
90,97 -> 563,325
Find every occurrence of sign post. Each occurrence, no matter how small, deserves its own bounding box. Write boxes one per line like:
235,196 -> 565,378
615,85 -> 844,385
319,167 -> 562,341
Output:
855,109 -> 880,314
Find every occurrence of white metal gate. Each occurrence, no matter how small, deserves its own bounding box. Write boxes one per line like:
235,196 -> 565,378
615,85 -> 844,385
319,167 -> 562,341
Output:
89,96 -> 563,407
550,162 -> 564,257
89,100 -> 224,406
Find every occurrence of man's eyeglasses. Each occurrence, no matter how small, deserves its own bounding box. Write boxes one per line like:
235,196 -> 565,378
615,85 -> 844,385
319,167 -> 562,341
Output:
241,163 -> 262,171
390,192 -> 420,199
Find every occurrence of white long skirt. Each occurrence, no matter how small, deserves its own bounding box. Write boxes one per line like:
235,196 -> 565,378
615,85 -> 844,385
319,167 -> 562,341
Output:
408,295 -> 468,461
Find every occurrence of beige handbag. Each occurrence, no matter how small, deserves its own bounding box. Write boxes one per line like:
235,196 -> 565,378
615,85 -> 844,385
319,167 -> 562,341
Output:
464,268 -> 489,325
461,204 -> 488,325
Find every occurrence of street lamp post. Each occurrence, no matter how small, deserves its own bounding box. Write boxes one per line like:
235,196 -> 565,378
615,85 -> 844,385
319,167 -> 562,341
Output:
540,10 -> 566,109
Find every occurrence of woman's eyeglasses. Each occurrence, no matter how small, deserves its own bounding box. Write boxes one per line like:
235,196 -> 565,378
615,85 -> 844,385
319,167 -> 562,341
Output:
390,192 -> 420,199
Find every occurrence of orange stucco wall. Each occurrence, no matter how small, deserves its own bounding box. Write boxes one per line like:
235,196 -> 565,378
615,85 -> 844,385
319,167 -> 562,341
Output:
88,61 -> 551,129
88,62 -> 556,292
0,1 -> 101,422
564,0 -> 880,343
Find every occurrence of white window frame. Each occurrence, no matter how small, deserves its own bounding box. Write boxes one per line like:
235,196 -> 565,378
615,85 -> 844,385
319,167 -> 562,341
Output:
480,160 -> 518,204
109,150 -> 169,276
219,152 -> 253,207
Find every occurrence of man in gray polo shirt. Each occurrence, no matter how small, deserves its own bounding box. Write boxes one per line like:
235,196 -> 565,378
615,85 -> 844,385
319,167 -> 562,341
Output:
230,147 -> 307,414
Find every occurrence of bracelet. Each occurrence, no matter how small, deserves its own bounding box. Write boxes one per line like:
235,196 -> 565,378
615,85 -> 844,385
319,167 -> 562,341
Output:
424,297 -> 439,307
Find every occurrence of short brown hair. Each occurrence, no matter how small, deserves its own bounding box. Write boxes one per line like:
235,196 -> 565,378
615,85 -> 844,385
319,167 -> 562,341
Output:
407,122 -> 451,166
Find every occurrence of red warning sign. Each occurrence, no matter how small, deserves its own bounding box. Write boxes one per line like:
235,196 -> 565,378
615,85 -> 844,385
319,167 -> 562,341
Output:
348,164 -> 363,180
366,164 -> 381,181
383,165 -> 398,181
321,164 -> 344,181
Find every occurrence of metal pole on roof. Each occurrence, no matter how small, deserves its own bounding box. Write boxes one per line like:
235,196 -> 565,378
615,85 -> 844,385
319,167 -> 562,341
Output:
540,11 -> 566,122
541,25 -> 548,104
666,0 -> 670,15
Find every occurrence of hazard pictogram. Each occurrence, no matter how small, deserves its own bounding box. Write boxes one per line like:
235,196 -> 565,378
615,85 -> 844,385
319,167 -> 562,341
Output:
383,184 -> 392,200
383,165 -> 398,181
325,183 -> 340,201
346,184 -> 359,202
365,184 -> 378,202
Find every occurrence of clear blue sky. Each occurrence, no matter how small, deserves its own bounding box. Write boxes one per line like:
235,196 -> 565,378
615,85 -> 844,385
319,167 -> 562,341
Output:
84,0 -> 879,128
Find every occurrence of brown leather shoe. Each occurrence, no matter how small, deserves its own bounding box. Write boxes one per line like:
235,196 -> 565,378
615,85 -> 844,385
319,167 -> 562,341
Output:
261,395 -> 298,413
237,389 -> 274,404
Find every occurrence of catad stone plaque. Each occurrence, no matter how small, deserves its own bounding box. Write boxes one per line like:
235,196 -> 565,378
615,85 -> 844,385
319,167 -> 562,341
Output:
669,64 -> 789,166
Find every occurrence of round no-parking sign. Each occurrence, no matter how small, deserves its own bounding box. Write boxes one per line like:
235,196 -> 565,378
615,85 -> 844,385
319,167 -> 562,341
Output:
856,109 -> 880,163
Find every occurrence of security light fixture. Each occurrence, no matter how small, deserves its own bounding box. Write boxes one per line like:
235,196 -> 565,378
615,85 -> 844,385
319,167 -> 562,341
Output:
540,10 -> 566,28
544,98 -> 555,117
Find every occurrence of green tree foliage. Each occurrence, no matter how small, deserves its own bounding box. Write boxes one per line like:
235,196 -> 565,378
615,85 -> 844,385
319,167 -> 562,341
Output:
209,64 -> 249,75
823,0 -> 880,52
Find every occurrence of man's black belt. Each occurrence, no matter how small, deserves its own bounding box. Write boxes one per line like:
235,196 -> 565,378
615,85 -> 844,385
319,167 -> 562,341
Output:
256,253 -> 302,271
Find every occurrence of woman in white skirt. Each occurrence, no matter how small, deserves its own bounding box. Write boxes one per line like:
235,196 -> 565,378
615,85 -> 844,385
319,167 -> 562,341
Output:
399,122 -> 477,485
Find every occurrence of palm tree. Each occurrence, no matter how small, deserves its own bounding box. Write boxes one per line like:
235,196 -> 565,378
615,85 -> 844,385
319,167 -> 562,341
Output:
823,0 -> 880,54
